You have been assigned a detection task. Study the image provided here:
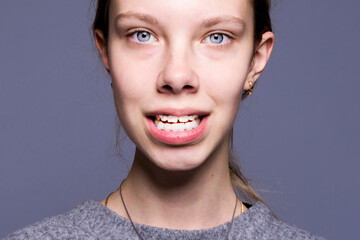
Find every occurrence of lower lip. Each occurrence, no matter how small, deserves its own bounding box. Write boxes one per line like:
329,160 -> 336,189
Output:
146,116 -> 208,145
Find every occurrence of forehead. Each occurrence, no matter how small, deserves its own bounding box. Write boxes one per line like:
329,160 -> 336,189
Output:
109,0 -> 254,27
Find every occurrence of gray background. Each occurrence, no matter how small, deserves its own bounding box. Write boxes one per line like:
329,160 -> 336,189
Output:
0,0 -> 359,239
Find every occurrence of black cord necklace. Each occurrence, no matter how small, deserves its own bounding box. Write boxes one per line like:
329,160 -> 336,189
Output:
117,179 -> 241,240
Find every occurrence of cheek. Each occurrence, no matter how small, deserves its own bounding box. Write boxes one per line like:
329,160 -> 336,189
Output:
198,40 -> 253,105
109,50 -> 156,107
108,61 -> 149,134
202,60 -> 249,106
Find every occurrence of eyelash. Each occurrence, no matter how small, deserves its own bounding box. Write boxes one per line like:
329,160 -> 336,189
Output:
126,29 -> 233,47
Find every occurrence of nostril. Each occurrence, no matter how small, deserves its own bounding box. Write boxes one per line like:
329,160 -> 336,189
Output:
158,84 -> 173,94
163,85 -> 172,91
157,76 -> 199,94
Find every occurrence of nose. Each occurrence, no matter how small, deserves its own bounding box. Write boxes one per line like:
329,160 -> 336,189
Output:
157,46 -> 199,95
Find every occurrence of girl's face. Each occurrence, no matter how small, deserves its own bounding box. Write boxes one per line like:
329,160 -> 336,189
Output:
96,0 -> 273,171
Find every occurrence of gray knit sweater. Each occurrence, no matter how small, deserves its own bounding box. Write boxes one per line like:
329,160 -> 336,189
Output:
3,200 -> 325,240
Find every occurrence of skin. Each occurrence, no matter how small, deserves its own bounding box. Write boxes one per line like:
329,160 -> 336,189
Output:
95,0 -> 274,230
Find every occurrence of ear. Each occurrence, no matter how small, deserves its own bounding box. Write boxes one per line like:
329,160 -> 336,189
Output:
244,31 -> 275,90
94,29 -> 110,73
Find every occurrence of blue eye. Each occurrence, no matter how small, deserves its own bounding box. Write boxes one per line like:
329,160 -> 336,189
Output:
210,34 -> 223,43
132,31 -> 157,42
203,33 -> 230,45
137,32 -> 150,42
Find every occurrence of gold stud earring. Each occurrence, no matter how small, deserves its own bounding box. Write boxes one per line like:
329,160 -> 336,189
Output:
247,80 -> 254,95
242,80 -> 255,99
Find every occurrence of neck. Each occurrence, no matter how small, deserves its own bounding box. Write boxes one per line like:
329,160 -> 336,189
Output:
117,141 -> 237,230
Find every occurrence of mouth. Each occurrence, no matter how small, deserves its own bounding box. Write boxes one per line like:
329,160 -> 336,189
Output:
146,112 -> 209,145
148,115 -> 204,132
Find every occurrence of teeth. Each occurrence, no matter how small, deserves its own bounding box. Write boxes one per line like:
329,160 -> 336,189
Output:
157,121 -> 165,130
159,115 -> 168,121
157,115 -> 199,123
174,123 -> 185,132
178,116 -> 189,123
184,122 -> 193,130
154,115 -> 201,132
164,123 -> 171,132
167,115 -> 178,123
188,115 -> 196,121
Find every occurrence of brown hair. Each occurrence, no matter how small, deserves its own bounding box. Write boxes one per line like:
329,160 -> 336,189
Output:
92,0 -> 273,206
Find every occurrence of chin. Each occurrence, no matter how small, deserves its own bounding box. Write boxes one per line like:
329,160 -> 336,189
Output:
155,158 -> 204,172
147,145 -> 210,172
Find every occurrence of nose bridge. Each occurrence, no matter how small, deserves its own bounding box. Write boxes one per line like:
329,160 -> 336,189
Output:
166,43 -> 192,78
168,41 -> 188,67
157,39 -> 199,94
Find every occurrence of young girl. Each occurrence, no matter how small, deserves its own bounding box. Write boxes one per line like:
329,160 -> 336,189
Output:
3,0 -> 325,239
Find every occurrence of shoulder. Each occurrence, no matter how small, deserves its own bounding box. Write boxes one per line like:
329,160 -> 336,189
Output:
231,202 -> 326,240
2,200 -> 112,240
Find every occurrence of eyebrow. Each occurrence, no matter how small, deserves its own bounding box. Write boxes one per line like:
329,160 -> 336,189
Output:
115,12 -> 244,29
115,12 -> 159,25
200,16 -> 245,28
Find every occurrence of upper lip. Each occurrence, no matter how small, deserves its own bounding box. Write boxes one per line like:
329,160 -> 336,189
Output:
145,108 -> 210,117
